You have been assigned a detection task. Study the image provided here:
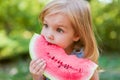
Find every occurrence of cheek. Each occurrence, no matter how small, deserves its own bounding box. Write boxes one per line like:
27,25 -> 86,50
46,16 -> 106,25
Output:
41,28 -> 46,35
54,37 -> 65,47
56,37 -> 71,48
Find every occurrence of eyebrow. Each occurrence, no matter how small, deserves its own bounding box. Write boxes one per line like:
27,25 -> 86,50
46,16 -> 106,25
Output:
57,24 -> 65,27
56,24 -> 69,31
44,18 -> 68,29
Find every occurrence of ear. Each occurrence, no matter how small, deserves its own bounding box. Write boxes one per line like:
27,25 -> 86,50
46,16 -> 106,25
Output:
73,34 -> 80,42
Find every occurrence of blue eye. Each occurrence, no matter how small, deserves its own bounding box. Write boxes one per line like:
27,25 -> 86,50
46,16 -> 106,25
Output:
57,28 -> 64,33
43,24 -> 48,28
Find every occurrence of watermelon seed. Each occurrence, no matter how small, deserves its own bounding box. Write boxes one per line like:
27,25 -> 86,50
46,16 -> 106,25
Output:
79,68 -> 82,72
51,56 -> 55,60
66,65 -> 69,69
60,62 -> 63,65
64,64 -> 69,69
54,59 -> 57,62
47,52 -> 51,58
58,61 -> 63,68
57,60 -> 60,63
47,52 -> 49,54
69,66 -> 72,68
58,65 -> 61,68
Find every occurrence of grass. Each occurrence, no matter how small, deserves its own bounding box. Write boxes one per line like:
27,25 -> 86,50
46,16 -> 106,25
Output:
0,55 -> 32,80
99,52 -> 120,80
0,52 -> 120,80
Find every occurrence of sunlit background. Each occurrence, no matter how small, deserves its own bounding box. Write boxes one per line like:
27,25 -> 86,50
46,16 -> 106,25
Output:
0,0 -> 120,80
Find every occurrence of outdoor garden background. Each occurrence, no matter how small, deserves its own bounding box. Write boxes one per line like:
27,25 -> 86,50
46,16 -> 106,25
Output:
0,0 -> 120,80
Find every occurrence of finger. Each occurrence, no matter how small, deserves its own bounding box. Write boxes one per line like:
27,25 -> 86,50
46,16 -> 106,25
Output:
36,63 -> 46,75
29,58 -> 46,74
36,60 -> 46,69
30,59 -> 45,70
29,59 -> 40,72
30,58 -> 44,68
31,61 -> 46,75
30,59 -> 37,68
30,58 -> 40,66
33,60 -> 46,71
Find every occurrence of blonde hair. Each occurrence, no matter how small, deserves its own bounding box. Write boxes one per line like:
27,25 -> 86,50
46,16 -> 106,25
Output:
39,0 -> 99,63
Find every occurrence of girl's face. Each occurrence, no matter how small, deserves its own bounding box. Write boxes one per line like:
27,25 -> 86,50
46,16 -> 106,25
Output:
41,13 -> 80,53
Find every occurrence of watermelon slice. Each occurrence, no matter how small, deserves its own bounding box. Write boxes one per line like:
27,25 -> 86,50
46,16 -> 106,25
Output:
29,33 -> 98,80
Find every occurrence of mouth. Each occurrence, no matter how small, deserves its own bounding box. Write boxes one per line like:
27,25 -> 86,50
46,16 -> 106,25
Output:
41,35 -> 55,45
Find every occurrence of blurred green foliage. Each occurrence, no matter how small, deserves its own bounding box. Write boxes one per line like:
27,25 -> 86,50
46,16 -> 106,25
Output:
91,0 -> 120,52
0,0 -> 120,80
0,58 -> 32,80
0,0 -> 51,60
0,0 -> 120,60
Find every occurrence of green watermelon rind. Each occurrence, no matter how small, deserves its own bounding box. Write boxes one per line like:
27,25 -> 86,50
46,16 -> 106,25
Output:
29,33 -> 39,60
44,71 -> 58,80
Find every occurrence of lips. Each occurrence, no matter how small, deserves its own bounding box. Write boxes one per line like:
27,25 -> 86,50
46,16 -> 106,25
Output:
42,35 -> 55,45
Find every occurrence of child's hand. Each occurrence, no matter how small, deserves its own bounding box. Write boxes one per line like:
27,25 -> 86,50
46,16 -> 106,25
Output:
29,58 -> 46,80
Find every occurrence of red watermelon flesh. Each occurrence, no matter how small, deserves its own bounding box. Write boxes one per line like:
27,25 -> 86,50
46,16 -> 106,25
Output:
29,33 -> 98,80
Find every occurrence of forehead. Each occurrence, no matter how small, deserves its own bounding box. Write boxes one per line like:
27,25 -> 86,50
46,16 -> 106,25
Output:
44,10 -> 66,20
44,13 -> 72,28
45,13 -> 65,21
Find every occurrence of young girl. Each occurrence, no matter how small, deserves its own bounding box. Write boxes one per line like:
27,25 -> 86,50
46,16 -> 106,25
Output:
29,0 -> 99,80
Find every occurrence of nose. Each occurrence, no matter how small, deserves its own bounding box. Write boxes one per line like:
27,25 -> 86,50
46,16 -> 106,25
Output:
46,32 -> 54,40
